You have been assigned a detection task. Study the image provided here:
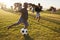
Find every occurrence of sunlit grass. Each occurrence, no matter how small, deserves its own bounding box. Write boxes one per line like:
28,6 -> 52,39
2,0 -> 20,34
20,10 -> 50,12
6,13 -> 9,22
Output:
0,9 -> 60,40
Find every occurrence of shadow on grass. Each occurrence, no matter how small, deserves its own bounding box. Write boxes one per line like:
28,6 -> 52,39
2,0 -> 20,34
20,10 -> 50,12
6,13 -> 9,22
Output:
41,24 -> 60,33
41,17 -> 60,25
29,14 -> 60,25
46,16 -> 60,20
27,14 -> 60,33
24,34 -> 34,40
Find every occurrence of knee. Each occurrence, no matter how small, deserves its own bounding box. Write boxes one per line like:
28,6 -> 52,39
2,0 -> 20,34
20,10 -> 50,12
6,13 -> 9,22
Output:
16,22 -> 20,25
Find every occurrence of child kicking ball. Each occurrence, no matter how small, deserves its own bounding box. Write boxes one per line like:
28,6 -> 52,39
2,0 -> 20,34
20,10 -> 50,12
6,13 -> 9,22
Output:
7,3 -> 29,35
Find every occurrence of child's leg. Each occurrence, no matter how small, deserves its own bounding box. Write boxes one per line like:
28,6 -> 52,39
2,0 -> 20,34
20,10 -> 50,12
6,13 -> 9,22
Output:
36,13 -> 38,20
36,14 -> 40,22
38,16 -> 40,22
24,21 -> 29,29
38,13 -> 40,22
8,21 -> 21,29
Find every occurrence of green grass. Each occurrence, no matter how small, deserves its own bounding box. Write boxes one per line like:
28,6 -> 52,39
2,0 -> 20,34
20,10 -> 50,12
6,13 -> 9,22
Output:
0,9 -> 60,40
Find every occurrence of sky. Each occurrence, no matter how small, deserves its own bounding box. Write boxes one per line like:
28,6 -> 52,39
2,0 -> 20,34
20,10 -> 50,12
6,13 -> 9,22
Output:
0,0 -> 60,9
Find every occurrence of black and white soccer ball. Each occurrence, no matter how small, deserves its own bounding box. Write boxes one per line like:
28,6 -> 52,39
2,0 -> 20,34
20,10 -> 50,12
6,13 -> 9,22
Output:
20,28 -> 28,35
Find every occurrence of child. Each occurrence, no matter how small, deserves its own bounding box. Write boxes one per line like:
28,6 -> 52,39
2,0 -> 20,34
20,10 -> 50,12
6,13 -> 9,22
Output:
8,3 -> 29,29
35,3 -> 42,22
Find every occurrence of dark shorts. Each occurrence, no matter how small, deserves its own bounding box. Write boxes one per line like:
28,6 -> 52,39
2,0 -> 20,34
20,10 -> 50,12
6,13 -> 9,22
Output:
36,12 -> 40,18
17,17 -> 29,27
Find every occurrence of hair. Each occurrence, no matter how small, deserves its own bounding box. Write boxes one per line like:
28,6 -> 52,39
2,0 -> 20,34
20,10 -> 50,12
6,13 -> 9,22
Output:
38,3 -> 40,6
23,2 -> 28,8
24,2 -> 28,6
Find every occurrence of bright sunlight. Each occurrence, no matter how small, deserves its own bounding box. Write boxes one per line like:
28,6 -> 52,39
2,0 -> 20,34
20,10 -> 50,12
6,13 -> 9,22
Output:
0,0 -> 13,8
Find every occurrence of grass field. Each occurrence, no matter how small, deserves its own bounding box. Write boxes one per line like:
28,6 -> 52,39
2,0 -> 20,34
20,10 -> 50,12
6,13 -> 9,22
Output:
0,9 -> 60,40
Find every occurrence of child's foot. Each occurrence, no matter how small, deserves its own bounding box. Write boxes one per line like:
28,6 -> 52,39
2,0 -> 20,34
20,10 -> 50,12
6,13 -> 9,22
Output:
7,26 -> 12,29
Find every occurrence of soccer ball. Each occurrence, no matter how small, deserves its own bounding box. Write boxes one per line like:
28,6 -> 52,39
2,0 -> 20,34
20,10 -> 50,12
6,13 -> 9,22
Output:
20,28 -> 28,35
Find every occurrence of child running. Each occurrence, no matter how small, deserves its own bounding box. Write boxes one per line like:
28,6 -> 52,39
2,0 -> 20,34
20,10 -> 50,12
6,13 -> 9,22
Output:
7,3 -> 29,29
35,3 -> 42,22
